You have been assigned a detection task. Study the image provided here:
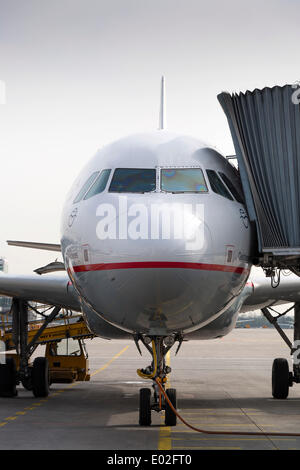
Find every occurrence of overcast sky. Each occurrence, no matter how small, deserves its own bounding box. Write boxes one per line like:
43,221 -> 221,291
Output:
1,0 -> 300,273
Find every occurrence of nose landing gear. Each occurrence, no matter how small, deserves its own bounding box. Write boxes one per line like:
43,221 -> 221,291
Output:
135,335 -> 181,427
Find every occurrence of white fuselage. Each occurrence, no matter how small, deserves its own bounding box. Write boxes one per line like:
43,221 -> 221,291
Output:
61,131 -> 253,337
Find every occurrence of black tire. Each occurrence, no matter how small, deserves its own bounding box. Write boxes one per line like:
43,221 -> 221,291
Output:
165,388 -> 177,426
0,357 -> 17,397
32,357 -> 49,398
139,388 -> 151,426
272,358 -> 289,399
21,377 -> 33,391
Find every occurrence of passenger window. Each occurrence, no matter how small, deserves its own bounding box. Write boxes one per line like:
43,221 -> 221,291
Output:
109,168 -> 156,193
84,169 -> 111,200
73,172 -> 99,203
206,170 -> 233,201
218,172 -> 245,204
161,168 -> 208,193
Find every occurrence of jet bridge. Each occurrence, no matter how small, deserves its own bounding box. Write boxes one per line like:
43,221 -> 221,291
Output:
218,84 -> 300,279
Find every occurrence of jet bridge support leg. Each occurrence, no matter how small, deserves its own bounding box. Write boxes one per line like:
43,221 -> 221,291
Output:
293,303 -> 300,383
261,305 -> 300,399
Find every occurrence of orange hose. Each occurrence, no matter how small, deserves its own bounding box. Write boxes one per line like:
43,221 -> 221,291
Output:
159,387 -> 162,411
155,378 -> 300,437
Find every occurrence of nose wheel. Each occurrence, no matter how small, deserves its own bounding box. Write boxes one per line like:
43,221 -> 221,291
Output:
135,335 -> 181,426
139,388 -> 152,426
165,388 -> 177,426
139,384 -> 177,426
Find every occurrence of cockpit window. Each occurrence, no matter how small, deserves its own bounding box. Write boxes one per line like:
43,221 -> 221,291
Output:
84,169 -> 111,200
206,170 -> 233,201
161,168 -> 208,193
109,168 -> 156,193
73,171 -> 99,203
218,172 -> 245,204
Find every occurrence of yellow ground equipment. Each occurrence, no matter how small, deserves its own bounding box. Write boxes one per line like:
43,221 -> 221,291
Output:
46,337 -> 91,383
1,316 -> 95,385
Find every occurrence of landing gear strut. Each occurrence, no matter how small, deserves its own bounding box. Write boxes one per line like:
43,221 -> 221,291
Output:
262,304 -> 300,399
135,335 -> 181,426
0,299 -> 61,398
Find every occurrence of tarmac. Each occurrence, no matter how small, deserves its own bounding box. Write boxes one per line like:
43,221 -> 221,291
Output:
0,328 -> 300,450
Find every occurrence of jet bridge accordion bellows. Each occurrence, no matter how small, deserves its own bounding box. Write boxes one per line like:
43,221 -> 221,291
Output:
218,84 -> 300,274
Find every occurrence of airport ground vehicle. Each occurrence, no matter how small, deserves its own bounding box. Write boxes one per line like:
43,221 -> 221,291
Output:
0,310 -> 93,397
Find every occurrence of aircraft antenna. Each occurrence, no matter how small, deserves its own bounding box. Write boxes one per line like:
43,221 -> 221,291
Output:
159,76 -> 165,130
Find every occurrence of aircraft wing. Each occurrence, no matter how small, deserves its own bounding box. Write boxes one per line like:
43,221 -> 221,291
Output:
0,273 -> 81,311
1,269 -> 299,317
7,240 -> 61,252
241,273 -> 300,312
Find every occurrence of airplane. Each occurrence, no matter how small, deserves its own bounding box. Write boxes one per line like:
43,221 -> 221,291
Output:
1,78 -> 300,426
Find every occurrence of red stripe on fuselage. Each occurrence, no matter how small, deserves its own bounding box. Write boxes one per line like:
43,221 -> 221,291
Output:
72,261 -> 248,274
